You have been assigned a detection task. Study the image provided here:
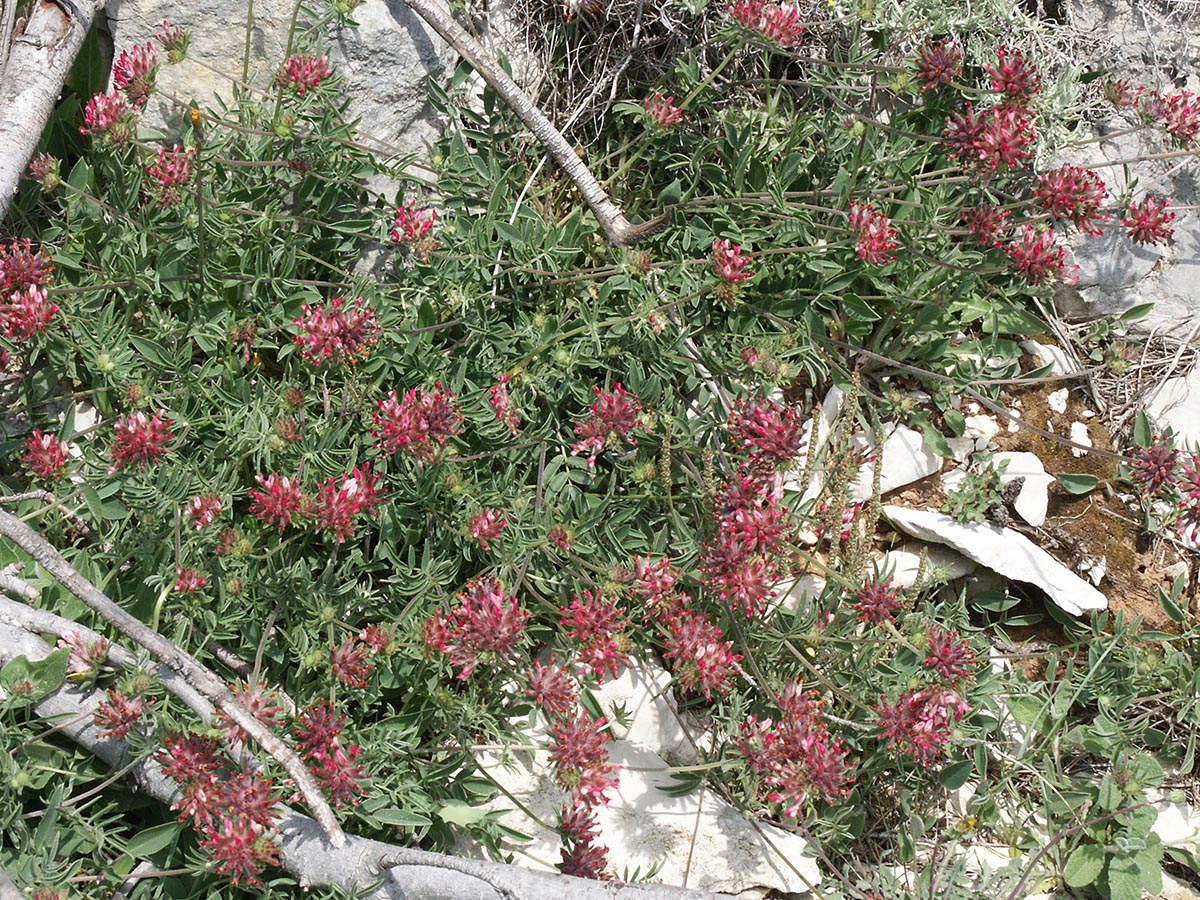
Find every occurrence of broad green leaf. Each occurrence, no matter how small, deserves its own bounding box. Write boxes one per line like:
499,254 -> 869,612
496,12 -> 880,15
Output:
374,808 -> 433,827
1055,473 -> 1099,495
1062,843 -> 1105,888
436,802 -> 492,827
125,822 -> 182,858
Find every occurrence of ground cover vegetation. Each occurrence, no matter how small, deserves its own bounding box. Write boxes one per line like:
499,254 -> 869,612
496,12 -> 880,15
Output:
1,0 -> 1199,897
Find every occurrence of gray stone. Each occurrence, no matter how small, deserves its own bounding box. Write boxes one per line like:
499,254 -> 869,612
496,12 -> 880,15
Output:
1146,360 -> 1200,448
882,506 -> 1108,616
106,0 -> 454,157
850,423 -> 943,501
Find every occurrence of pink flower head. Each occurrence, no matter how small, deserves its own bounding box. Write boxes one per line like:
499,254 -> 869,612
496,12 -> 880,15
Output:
944,104 -> 1036,172
21,430 -> 68,480
915,40 -> 961,91
847,202 -> 898,265
358,624 -> 392,654
876,686 -> 970,765
644,92 -> 683,128
549,711 -> 618,801
249,473 -> 306,530
58,630 -> 110,680
961,204 -> 1011,249
727,0 -> 804,48
729,394 -> 805,465
488,374 -> 521,437
278,54 -> 333,96
735,684 -> 854,815
155,20 -> 191,63
1141,90 -> 1200,147
631,555 -> 681,613
311,465 -> 384,542
174,567 -> 208,594
112,42 -> 158,108
1003,224 -> 1079,286
0,238 -> 54,294
570,382 -> 643,468
560,591 -> 630,680
217,681 -> 286,744
1035,164 -> 1109,236
424,576 -> 530,679
986,45 -> 1041,105
1122,195 -> 1176,246
80,91 -> 134,143
187,494 -> 222,529
924,628 -> 977,685
526,657 -> 578,719
665,610 -> 741,699
372,383 -> 462,462
711,238 -> 754,284
1,284 -> 58,340
94,688 -> 152,740
390,199 -> 438,261
854,576 -> 902,624
468,507 -> 507,551
292,296 -> 379,366
331,638 -> 373,687
1129,436 -> 1178,495
145,144 -> 195,208
108,409 -> 173,472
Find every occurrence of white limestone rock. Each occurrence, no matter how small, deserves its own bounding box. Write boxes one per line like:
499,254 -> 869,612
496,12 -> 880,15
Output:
849,423 -> 943,501
1070,422 -> 1093,458
1146,361 -> 1200,449
881,506 -> 1108,616
992,451 -> 1053,527
1021,340 -> 1077,376
1047,388 -> 1069,415
591,663 -> 695,765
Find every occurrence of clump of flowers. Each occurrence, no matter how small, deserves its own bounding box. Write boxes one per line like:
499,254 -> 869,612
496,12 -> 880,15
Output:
80,91 -> 134,144
560,591 -> 630,680
248,473 -> 306,530
468,507 -> 507,551
526,657 -> 578,718
112,42 -> 158,108
1122,195 -> 1176,246
961,204 -> 1011,249
311,465 -> 384,542
93,688 -> 153,740
1,285 -> 59,340
21,430 -> 68,480
372,383 -> 462,463
1035,164 -> 1109,235
217,681 -> 286,744
390,199 -> 438,261
943,104 -> 1036,172
727,0 -> 804,48
424,576 -> 530,679
1140,89 -> 1200,147
145,144 -> 195,208
549,711 -> 619,879
915,40 -> 961,91
986,45 -> 1041,105
156,20 -> 191,64
876,686 -> 970,765
570,382 -> 644,468
294,700 -> 368,807
489,374 -> 521,437
174,567 -> 208,594
854,576 -> 902,624
58,631 -> 110,681
664,609 -> 742,698
108,409 -> 173,472
701,469 -> 788,617
711,238 -> 755,285
1003,224 -> 1078,285
924,628 -> 977,685
729,394 -> 805,465
0,238 -> 54,294
736,684 -> 855,817
187,494 -> 222,529
644,92 -> 683,128
847,202 -> 899,265
278,55 -> 333,96
330,638 -> 373,688
292,296 -> 380,366
1129,435 -> 1178,495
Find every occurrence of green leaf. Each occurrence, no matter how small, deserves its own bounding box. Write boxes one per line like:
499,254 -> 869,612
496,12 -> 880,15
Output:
1160,585 -> 1186,623
657,178 -> 682,208
1062,843 -> 1105,888
436,802 -> 492,827
0,649 -> 69,707
1056,473 -> 1099,495
1133,410 -> 1152,448
1119,303 -> 1154,323
1105,855 -> 1145,900
494,221 -> 524,245
125,822 -> 182,859
938,759 -> 973,790
374,808 -> 433,827
942,409 -> 966,436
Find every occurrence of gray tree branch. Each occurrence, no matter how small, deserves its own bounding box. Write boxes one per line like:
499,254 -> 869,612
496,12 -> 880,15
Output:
0,0 -> 108,222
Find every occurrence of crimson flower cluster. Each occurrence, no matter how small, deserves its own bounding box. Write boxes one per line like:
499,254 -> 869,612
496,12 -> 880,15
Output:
21,430 -> 68,481
112,41 -> 158,108
847,201 -> 899,266
145,144 -> 195,208
726,0 -> 804,48
468,507 -> 507,551
961,204 -> 1011,249
423,576 -> 530,679
711,238 -> 755,285
108,409 -> 173,472
294,700 -> 368,807
278,55 -> 333,96
57,631 -> 110,681
292,296 -> 380,366
1,239 -> 58,342
187,493 -> 223,529
1035,164 -> 1109,236
1122,195 -> 1176,246
560,591 -> 630,680
986,45 -> 1041,105
548,710 -> 618,879
372,383 -> 463,463
735,684 -> 855,817
488,374 -> 521,437
853,576 -> 903,624
569,382 -> 643,468
80,91 -> 134,144
875,687 -> 970,765
174,567 -> 208,594
93,688 -> 154,740
728,394 -> 805,466
943,103 -> 1036,172
1139,89 -> 1200,147
914,40 -> 961,91
643,92 -> 684,128
390,199 -> 439,261
158,732 -> 282,885
1003,224 -> 1078,286
248,466 -> 383,541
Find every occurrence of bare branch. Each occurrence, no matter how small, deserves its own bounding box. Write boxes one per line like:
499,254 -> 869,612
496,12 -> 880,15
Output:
0,509 -> 347,847
400,0 -> 666,247
0,0 -> 108,221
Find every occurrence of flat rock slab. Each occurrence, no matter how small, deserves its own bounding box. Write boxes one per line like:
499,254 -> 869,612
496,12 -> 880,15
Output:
881,506 -> 1108,616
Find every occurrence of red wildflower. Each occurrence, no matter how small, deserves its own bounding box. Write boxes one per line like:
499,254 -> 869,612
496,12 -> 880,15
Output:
80,91 -> 134,143
665,610 -> 742,699
108,409 -> 173,472
331,638 -> 372,687
526,657 -> 578,719
847,201 -> 898,265
944,104 -> 1036,172
727,0 -> 804,47
249,473 -> 305,530
424,576 -> 530,679
560,591 -> 630,681
21,430 -> 68,480
358,624 -> 392,653
961,204 -> 1011,249
549,711 -> 619,802
711,238 -> 755,284
986,45 -> 1041,105
854,576 -> 902,624
1129,436 -> 1178,494
729,394 -> 805,465
174,567 -> 208,594
292,296 -> 379,366
468,507 -> 507,551
155,20 -> 191,63
2,285 -> 58,340
311,465 -> 383,542
570,382 -> 643,468
57,631 -> 109,680
187,494 -> 222,529
217,681 -> 286,744
94,688 -> 152,740
390,199 -> 438,261
1036,164 -> 1109,235
372,383 -> 462,462
0,238 -> 54,293
915,40 -> 961,91
876,686 -> 970,765
145,144 -> 195,208
278,54 -> 333,96
1141,89 -> 1200,146
924,628 -> 977,685
112,42 -> 157,107
1122,195 -> 1176,246
488,374 -> 521,437
1003,224 -> 1078,285
644,92 -> 683,128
